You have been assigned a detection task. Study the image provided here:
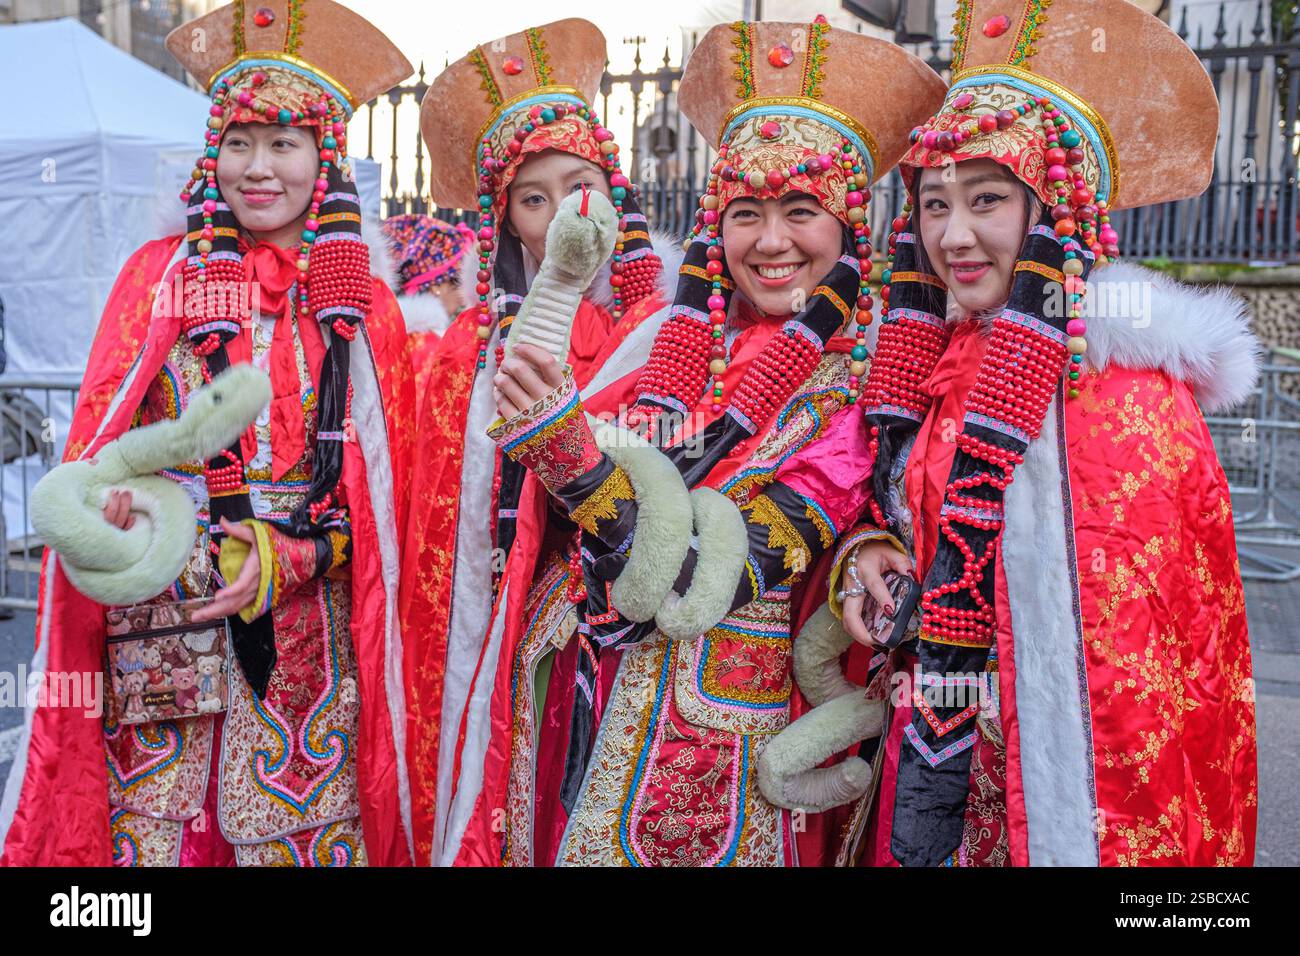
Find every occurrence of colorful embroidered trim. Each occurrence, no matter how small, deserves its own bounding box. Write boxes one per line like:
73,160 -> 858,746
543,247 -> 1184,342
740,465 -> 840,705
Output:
680,264 -> 736,289
912,685 -> 980,737
951,0 -> 973,73
904,723 -> 978,767
1009,0 -> 1052,67
570,466 -> 635,535
919,628 -> 996,649
801,495 -> 837,548
801,17 -> 831,99
284,0 -> 305,56
730,21 -> 757,100
470,47 -> 503,108
525,26 -> 552,86
812,284 -> 850,320
1013,260 -> 1065,284
233,0 -> 247,56
742,494 -> 810,574
888,271 -> 947,290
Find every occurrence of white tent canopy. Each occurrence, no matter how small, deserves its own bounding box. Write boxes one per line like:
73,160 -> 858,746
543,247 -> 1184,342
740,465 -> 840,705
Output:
0,17 -> 383,377
0,18 -> 211,377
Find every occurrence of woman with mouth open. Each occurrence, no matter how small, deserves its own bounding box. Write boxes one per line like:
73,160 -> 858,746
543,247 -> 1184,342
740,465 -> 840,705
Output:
813,0 -> 1259,867
473,17 -> 944,866
1,0 -> 418,867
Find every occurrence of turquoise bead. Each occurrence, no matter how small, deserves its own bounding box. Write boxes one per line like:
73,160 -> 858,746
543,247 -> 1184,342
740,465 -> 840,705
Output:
277,108 -> 292,124
611,186 -> 626,200
204,187 -> 218,199
322,136 -> 337,149
851,345 -> 869,361
302,230 -> 317,242
1060,129 -> 1081,148
205,147 -> 218,159
541,108 -> 556,123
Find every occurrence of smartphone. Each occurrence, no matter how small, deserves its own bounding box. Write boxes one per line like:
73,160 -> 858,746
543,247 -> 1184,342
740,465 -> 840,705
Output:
864,571 -> 921,649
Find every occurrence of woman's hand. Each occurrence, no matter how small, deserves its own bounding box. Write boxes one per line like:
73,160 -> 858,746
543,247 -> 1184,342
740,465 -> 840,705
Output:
192,517 -> 260,623
494,343 -> 565,419
841,539 -> 916,648
101,489 -> 136,530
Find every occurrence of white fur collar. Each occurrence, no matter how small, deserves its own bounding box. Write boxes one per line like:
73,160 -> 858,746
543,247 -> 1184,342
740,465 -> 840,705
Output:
396,293 -> 455,336
1078,260 -> 1260,413
960,260 -> 1260,414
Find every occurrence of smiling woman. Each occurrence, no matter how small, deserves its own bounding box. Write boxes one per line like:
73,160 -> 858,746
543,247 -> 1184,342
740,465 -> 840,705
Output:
0,0 -> 418,869
465,16 -> 946,868
913,158 -> 1037,314
216,123 -> 320,248
823,0 -> 1258,870
721,192 -> 846,317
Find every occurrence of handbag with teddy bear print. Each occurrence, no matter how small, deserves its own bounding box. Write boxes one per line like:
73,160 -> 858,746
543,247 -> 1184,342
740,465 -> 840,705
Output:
105,597 -> 230,725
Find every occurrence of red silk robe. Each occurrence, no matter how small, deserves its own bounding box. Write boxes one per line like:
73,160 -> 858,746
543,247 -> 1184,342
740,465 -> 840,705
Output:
399,291 -> 667,866
851,307 -> 1258,867
0,236 -> 416,866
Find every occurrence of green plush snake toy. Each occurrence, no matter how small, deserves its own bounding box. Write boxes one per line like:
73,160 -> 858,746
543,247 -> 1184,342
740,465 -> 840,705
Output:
758,604 -> 887,814
31,364 -> 271,606
503,187 -> 618,364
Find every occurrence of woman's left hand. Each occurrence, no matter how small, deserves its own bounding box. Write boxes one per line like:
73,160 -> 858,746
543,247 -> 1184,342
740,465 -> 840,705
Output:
494,343 -> 566,419
192,517 -> 261,622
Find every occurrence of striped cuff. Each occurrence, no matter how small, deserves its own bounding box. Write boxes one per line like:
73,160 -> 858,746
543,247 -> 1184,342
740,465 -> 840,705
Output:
488,367 -> 604,494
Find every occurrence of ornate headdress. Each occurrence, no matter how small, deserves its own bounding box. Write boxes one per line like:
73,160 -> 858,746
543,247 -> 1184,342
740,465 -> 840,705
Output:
381,214 -> 475,296
856,0 -> 1218,866
421,18 -> 662,371
624,17 -> 945,448
165,0 -> 410,694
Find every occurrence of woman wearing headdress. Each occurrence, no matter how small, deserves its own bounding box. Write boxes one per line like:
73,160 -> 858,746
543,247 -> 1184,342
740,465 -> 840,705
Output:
820,0 -> 1258,866
0,0 -> 416,867
399,19 -> 681,867
380,214 -> 474,394
465,18 -> 945,866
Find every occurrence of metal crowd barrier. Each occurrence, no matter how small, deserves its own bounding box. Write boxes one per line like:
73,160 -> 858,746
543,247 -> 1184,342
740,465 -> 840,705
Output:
1,354 -> 1299,609
1205,347 -> 1300,582
0,375 -> 80,611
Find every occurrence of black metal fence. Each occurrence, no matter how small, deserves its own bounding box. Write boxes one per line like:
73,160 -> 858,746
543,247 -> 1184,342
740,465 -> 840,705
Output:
363,3 -> 1300,264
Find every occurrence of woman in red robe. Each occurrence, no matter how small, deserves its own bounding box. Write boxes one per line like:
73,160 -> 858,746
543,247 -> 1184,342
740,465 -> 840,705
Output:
398,18 -> 679,866
459,18 -> 946,866
823,0 -> 1258,866
0,0 -> 416,866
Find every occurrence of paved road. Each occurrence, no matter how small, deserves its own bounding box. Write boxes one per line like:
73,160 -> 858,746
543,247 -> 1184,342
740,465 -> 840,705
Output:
0,577 -> 1296,865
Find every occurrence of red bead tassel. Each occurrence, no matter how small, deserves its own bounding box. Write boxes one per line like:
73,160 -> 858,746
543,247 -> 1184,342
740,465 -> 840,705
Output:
306,238 -> 372,321
729,326 -> 822,429
617,253 -> 662,310
630,312 -> 714,413
181,257 -> 246,356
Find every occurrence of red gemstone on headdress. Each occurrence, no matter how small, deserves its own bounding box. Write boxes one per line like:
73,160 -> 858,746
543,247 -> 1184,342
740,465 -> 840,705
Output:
759,120 -> 783,140
503,56 -> 524,75
253,7 -> 274,27
953,92 -> 974,110
768,43 -> 795,68
983,15 -> 1011,38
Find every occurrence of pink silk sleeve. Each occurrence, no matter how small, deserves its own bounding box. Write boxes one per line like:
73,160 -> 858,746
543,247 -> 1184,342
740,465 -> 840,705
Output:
772,404 -> 877,534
